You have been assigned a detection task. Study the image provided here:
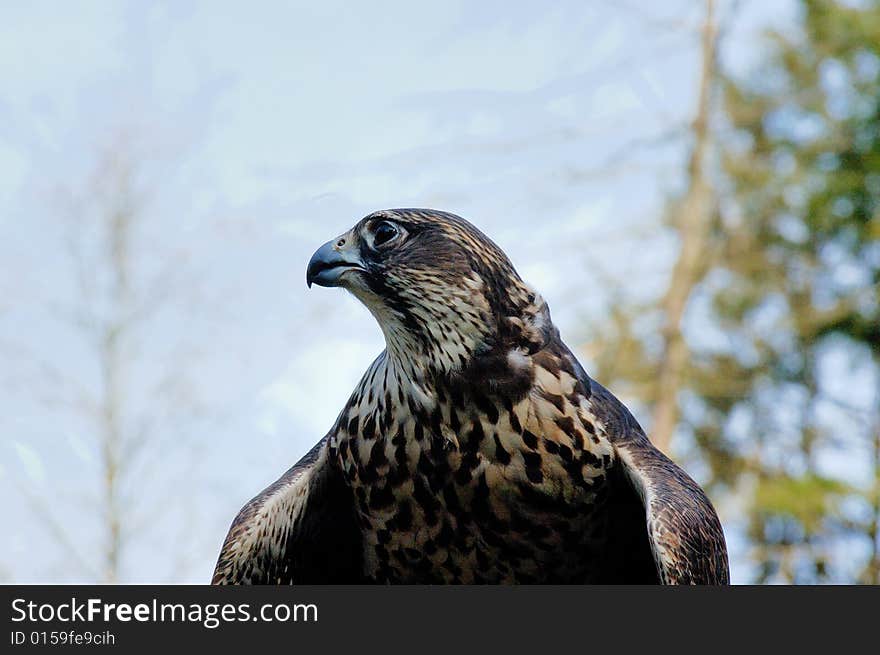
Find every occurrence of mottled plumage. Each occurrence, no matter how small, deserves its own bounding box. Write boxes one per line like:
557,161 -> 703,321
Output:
213,209 -> 729,584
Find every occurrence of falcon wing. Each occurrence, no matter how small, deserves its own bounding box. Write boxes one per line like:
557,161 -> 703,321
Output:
588,379 -> 730,584
211,435 -> 363,584
562,349 -> 730,584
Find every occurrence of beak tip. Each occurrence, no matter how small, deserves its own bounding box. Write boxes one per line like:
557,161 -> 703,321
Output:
306,235 -> 363,289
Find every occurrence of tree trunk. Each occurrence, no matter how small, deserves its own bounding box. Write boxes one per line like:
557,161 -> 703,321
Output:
650,0 -> 717,454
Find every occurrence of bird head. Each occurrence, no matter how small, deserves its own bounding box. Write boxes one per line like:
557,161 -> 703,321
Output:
306,209 -> 554,374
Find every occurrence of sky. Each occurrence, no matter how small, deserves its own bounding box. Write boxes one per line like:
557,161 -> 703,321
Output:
0,0 -> 799,583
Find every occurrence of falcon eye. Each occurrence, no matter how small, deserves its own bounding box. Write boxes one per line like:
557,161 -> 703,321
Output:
373,222 -> 400,247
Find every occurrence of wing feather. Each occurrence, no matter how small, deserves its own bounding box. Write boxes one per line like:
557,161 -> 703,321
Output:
564,349 -> 730,584
211,435 -> 363,584
590,380 -> 729,584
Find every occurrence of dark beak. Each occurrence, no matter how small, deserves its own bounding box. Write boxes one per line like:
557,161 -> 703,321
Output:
306,236 -> 365,288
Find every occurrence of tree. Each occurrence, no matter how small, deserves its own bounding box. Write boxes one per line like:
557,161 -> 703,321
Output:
585,0 -> 880,583
708,0 -> 880,583
1,136 -> 210,582
652,0 -> 719,454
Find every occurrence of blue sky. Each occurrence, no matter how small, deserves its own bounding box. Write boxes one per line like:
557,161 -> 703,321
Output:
0,1 -> 799,583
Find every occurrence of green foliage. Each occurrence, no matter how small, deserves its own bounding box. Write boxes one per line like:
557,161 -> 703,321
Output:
715,0 -> 879,584
711,0 -> 879,583
753,474 -> 851,532
585,0 -> 880,583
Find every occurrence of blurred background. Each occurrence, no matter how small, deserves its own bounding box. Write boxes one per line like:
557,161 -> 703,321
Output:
1,0 -> 877,584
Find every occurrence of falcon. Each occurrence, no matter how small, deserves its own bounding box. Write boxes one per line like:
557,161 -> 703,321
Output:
212,209 -> 729,584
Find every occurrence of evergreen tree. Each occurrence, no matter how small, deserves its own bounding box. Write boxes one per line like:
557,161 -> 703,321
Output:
586,0 -> 880,583
711,0 -> 879,583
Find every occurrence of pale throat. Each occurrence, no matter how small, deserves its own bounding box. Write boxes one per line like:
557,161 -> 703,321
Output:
336,271 -> 548,458
360,272 -> 497,379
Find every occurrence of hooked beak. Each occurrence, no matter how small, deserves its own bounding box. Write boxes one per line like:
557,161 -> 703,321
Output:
306,235 -> 365,288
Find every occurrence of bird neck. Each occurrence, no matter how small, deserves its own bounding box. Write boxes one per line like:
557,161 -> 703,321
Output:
380,322 -> 490,380
372,276 -> 495,378
378,279 -> 554,380
332,298 -> 555,463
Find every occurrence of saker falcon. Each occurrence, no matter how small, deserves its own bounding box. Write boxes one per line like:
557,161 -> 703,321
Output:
213,209 -> 730,584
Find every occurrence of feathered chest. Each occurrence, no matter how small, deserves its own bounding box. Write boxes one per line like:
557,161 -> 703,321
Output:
331,353 -> 617,583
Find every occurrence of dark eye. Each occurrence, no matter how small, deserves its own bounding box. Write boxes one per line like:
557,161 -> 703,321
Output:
373,222 -> 399,246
